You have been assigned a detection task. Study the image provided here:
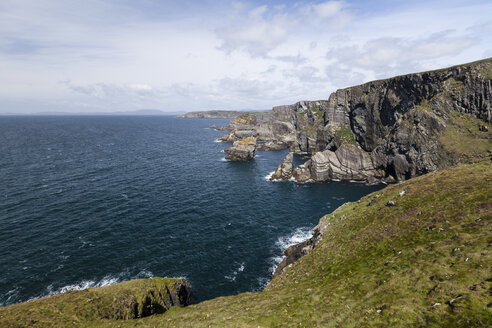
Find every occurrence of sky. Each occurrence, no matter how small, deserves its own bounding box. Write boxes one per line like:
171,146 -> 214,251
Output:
1,0 -> 491,113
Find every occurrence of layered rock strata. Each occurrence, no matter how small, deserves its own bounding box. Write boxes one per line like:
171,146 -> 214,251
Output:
270,152 -> 294,180
224,137 -> 257,161
227,58 -> 492,183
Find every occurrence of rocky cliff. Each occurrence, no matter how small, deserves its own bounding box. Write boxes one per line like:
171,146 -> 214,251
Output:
223,58 -> 492,183
0,277 -> 190,327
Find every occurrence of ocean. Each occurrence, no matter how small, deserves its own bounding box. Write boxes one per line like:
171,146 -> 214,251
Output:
0,116 -> 383,305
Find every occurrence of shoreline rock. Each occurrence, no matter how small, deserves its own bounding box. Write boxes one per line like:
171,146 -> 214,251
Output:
224,137 -> 257,161
219,58 -> 492,183
270,153 -> 294,180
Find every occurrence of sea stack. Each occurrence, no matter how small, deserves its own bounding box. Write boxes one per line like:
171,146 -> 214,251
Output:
270,152 -> 294,180
224,137 -> 257,161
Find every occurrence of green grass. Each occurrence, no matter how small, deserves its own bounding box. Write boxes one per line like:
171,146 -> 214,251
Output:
335,126 -> 358,146
479,67 -> 492,80
0,278 -> 188,327
415,99 -> 433,113
310,105 -> 323,120
443,77 -> 465,91
90,162 -> 492,327
2,163 -> 491,327
439,111 -> 492,161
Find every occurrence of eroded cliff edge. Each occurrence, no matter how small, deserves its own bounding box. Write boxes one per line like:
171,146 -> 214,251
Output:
220,58 -> 492,182
0,277 -> 190,327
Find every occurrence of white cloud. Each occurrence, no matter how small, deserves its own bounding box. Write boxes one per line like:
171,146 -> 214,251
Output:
216,5 -> 291,57
0,1 -> 491,113
312,1 -> 346,18
326,30 -> 479,78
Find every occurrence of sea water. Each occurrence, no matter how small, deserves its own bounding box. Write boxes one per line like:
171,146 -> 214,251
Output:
0,116 -> 383,305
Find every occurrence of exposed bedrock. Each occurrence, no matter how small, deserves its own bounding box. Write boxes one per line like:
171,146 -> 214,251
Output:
225,58 -> 492,182
224,137 -> 257,161
273,216 -> 332,278
270,152 -> 294,180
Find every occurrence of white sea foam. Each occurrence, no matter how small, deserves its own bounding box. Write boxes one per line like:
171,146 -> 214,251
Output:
295,179 -> 314,184
221,157 -> 229,162
27,270 -> 155,302
275,227 -> 313,250
45,276 -> 119,298
1,287 -> 20,306
268,227 -> 313,275
256,277 -> 270,291
264,171 -> 275,181
224,262 -> 246,282
214,138 -> 222,143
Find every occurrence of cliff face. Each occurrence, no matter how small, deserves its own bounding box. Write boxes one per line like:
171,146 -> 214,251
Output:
0,277 -> 190,327
224,58 -> 492,183
317,59 -> 491,182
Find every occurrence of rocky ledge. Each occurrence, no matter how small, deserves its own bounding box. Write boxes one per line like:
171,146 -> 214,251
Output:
0,277 -> 190,327
224,136 -> 257,161
221,58 -> 492,183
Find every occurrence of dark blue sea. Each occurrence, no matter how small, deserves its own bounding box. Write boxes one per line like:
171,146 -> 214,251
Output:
0,116 -> 383,306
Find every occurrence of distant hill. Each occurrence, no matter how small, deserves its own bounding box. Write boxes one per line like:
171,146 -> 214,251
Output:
0,109 -> 184,116
177,110 -> 266,119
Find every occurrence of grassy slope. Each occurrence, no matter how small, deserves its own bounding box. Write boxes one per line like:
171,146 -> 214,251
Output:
82,161 -> 490,328
0,278 -> 188,328
1,164 -> 490,327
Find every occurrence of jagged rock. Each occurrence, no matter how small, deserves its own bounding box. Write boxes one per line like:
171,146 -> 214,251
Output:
209,124 -> 230,131
273,211 -> 333,278
307,145 -> 382,182
224,137 -> 256,161
390,154 -> 410,181
220,58 -> 492,182
270,153 -> 294,180
293,160 -> 312,182
257,141 -> 291,150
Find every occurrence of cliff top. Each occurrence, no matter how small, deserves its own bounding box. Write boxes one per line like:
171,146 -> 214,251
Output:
344,57 -> 492,90
3,161 -> 488,327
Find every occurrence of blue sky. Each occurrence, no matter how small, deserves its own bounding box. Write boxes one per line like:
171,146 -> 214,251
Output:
1,0 -> 491,113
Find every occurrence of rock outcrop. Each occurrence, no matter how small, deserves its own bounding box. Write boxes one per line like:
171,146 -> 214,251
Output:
272,204 -> 342,278
270,153 -> 294,180
0,277 -> 190,326
224,137 -> 256,161
222,58 -> 492,183
292,160 -> 312,182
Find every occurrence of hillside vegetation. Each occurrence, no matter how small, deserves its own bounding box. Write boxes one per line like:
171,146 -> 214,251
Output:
2,162 -> 488,327
125,161 -> 490,327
